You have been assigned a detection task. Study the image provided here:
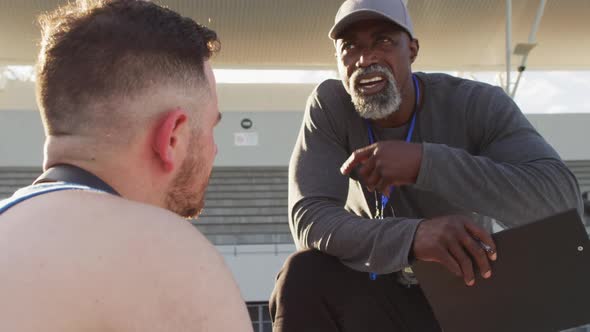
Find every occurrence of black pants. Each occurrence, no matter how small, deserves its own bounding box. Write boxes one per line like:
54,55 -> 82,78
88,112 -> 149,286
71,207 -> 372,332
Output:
270,249 -> 442,332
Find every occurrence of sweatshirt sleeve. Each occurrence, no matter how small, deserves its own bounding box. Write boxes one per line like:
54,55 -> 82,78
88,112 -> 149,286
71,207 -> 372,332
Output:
414,86 -> 583,227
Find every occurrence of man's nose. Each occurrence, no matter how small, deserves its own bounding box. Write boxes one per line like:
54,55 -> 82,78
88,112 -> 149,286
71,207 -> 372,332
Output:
356,47 -> 378,68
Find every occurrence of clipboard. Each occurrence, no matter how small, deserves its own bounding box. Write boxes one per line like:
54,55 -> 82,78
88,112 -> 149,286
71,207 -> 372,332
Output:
412,209 -> 590,332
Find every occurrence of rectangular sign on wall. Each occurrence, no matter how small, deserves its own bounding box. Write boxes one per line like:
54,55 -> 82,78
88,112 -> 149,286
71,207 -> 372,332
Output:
234,132 -> 259,146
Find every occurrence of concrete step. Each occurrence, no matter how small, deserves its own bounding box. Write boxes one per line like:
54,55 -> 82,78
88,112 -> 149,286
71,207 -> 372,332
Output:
0,187 -> 19,199
200,232 -> 293,246
210,168 -> 287,177
204,198 -> 287,207
201,206 -> 286,216
0,174 -> 40,181
196,215 -> 288,224
0,178 -> 36,186
0,169 -> 41,199
205,191 -> 288,199
196,222 -> 290,234
208,177 -> 287,185
206,183 -> 287,192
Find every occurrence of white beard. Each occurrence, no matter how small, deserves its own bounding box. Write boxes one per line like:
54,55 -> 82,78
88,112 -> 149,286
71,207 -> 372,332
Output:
341,64 -> 402,120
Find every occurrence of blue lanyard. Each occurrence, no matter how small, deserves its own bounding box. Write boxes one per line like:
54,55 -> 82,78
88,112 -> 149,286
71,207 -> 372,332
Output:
365,74 -> 420,280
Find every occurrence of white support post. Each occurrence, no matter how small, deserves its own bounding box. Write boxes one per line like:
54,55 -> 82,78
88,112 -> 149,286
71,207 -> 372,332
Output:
505,0 -> 512,94
511,0 -> 547,98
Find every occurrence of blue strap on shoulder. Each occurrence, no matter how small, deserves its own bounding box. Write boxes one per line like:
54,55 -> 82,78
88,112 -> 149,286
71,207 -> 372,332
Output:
0,183 -> 104,215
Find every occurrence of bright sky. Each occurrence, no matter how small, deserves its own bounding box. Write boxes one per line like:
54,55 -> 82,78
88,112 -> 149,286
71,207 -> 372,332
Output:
3,66 -> 589,114
210,69 -> 590,114
456,71 -> 590,114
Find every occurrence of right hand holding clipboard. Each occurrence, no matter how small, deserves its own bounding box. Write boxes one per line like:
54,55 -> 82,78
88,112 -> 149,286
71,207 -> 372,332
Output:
412,215 -> 498,286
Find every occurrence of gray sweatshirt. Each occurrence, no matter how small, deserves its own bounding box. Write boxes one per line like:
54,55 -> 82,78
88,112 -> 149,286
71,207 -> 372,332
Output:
288,72 -> 583,274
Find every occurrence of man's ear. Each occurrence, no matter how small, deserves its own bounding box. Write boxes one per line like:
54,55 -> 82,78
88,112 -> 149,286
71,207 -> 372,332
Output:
152,108 -> 188,173
409,38 -> 420,64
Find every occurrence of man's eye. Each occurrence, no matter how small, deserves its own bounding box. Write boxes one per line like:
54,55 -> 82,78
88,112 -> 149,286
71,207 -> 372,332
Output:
378,37 -> 393,44
341,42 -> 355,52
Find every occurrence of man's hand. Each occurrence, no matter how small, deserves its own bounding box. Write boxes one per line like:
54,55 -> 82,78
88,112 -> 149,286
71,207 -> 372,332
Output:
413,215 -> 497,286
340,141 -> 423,195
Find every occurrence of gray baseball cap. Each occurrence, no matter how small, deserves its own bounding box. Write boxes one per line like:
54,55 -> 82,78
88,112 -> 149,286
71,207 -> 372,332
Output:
329,0 -> 414,40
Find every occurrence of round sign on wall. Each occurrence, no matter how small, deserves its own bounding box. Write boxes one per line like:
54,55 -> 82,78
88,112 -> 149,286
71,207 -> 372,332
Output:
241,118 -> 253,129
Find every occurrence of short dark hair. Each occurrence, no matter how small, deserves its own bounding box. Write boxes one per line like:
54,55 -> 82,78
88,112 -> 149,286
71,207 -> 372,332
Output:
36,0 -> 220,136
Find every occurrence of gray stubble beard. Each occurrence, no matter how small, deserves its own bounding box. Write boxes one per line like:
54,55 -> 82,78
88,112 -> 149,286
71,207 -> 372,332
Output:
341,64 -> 402,120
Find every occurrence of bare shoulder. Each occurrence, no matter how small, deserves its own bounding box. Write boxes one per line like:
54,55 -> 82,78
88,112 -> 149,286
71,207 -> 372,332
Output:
79,192 -> 253,331
0,190 -> 252,332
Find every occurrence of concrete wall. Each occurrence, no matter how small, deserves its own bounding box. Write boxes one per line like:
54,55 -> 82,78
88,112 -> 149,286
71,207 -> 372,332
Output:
0,110 -> 44,167
218,244 -> 295,302
0,79 -> 38,111
0,81 -> 315,167
213,111 -> 302,166
2,78 -> 589,165
527,114 -> 590,161
2,109 -> 590,167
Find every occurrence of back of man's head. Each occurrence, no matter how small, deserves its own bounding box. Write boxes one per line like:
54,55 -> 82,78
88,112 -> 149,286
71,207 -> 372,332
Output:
36,0 -> 219,141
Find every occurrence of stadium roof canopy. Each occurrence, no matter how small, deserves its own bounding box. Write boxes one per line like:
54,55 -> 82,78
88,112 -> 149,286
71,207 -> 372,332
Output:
1,0 -> 589,71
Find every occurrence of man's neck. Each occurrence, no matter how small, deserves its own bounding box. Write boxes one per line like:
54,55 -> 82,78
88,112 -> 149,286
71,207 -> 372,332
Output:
43,136 -> 165,208
372,105 -> 414,128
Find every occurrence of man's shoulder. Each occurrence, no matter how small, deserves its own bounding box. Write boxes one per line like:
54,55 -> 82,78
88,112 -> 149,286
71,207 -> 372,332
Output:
75,191 -> 209,248
2,189 -> 211,257
0,189 -> 249,331
85,194 -> 250,331
93,192 -> 189,226
62,189 -> 192,227
307,79 -> 358,121
311,78 -> 349,103
418,72 -> 505,98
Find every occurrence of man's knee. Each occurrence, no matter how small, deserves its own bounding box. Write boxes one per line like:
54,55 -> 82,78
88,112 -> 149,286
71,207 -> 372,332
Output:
284,249 -> 338,274
271,250 -> 340,322
275,249 -> 341,289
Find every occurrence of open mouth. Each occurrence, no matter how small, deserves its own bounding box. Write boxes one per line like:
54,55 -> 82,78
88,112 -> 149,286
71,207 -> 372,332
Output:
355,74 -> 387,95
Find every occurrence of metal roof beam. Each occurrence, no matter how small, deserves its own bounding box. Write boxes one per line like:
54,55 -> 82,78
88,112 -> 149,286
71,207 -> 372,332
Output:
505,0 -> 512,94
511,0 -> 547,98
